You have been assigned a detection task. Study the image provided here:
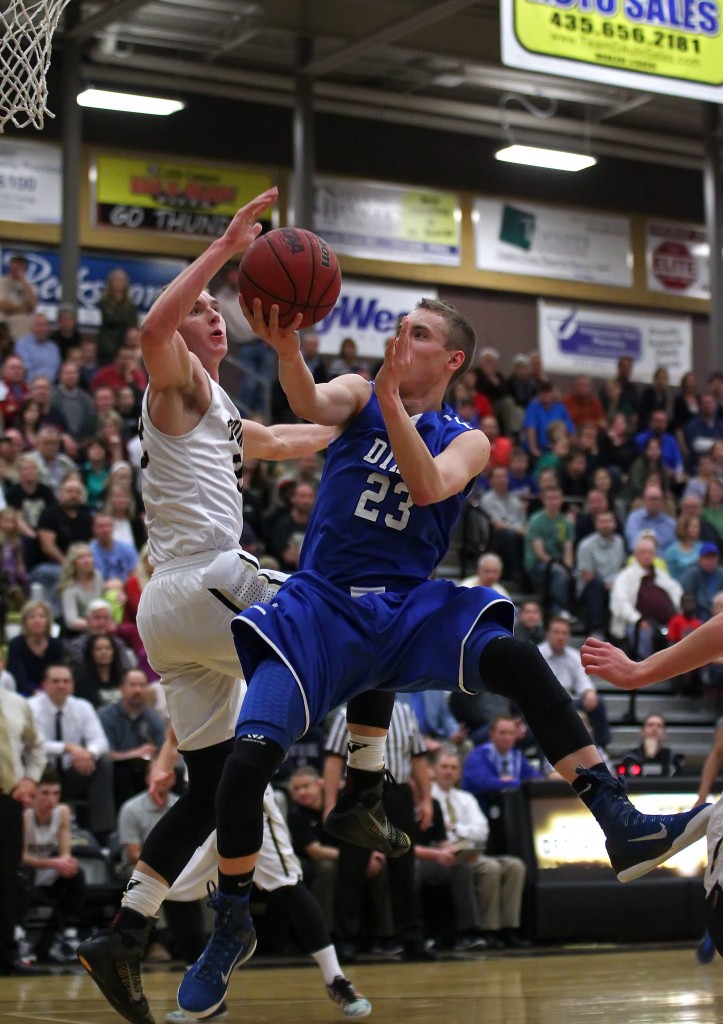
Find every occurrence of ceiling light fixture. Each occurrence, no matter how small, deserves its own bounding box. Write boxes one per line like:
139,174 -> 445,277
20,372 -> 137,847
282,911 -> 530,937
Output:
77,88 -> 185,115
495,143 -> 597,171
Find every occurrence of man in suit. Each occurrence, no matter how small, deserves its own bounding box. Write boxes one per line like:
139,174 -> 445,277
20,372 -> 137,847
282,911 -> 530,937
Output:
461,715 -> 542,815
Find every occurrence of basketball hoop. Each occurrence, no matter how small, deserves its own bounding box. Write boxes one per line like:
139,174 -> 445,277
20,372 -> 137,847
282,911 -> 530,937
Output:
0,0 -> 72,132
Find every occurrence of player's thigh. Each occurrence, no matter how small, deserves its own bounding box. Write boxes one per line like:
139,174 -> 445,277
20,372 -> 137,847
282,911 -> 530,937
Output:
138,571 -> 241,679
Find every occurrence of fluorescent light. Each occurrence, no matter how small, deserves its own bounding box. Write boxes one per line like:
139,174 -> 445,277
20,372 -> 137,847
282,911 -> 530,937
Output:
495,144 -> 596,171
77,88 -> 185,116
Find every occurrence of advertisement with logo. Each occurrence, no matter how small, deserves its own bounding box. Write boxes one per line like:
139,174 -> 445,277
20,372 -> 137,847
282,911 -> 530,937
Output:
474,198 -> 632,287
313,177 -> 461,266
0,248 -> 186,327
538,300 -> 692,380
0,139 -> 61,224
646,220 -> 709,299
315,279 -> 437,358
94,154 -> 275,238
501,0 -> 723,102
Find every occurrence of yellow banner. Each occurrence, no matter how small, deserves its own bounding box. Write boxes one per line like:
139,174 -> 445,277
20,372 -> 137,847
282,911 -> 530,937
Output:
94,155 -> 275,236
513,0 -> 723,86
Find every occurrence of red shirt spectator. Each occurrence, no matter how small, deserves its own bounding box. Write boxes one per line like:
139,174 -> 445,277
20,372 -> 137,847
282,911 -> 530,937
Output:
90,347 -> 147,394
0,354 -> 29,428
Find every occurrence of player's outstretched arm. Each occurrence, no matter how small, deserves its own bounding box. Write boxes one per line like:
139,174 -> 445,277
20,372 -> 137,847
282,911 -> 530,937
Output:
242,419 -> 331,461
142,186 -> 279,390
581,615 -> 723,689
242,297 -> 370,426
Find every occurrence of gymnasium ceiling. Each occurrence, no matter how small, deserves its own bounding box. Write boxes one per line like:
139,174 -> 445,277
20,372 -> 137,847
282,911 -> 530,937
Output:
61,0 -> 713,173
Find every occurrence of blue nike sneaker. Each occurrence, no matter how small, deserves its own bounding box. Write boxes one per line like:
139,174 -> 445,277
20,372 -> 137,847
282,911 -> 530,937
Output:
177,884 -> 256,1018
577,767 -> 712,883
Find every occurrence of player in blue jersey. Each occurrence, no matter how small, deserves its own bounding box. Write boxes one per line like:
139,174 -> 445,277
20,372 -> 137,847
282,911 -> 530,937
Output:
178,297 -> 713,1019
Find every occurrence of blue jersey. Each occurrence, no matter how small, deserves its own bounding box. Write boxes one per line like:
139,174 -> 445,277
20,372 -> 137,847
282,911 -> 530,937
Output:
299,385 -> 477,591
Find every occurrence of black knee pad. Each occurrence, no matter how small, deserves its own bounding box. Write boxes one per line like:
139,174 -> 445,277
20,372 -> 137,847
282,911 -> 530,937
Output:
480,636 -> 591,764
215,735 -> 286,859
346,690 -> 395,730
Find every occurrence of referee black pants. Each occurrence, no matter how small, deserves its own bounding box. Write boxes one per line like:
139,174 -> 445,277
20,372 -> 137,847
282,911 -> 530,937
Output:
334,781 -> 423,946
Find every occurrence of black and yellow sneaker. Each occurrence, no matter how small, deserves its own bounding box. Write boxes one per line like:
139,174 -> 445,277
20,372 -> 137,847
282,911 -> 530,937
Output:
324,772 -> 410,857
78,920 -> 155,1024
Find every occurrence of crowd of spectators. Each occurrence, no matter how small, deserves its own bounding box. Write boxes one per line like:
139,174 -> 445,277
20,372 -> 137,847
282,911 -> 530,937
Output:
2,257 -> 721,965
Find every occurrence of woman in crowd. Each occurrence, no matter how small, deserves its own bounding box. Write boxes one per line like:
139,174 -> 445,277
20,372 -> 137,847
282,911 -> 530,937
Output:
96,268 -> 138,365
74,632 -> 125,707
672,370 -> 700,445
663,514 -> 703,582
102,482 -> 146,553
7,599 -> 65,696
597,411 -> 639,479
57,542 -> 104,637
638,365 -> 670,430
0,506 -> 28,609
17,398 -> 42,451
328,336 -> 369,379
80,437 -> 112,512
622,435 -> 674,507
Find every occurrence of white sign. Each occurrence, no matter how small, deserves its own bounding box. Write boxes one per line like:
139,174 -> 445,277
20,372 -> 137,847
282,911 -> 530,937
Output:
646,220 -> 709,299
313,177 -> 461,266
474,198 -> 632,287
538,300 -> 692,380
315,279 -> 437,358
0,139 -> 62,224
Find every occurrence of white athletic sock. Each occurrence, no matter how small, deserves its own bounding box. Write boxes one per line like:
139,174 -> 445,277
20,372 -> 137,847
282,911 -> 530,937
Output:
120,870 -> 169,919
347,732 -> 385,773
312,944 -> 344,985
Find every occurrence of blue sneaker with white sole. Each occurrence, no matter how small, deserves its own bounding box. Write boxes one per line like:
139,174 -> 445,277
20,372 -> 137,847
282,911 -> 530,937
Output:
697,931 -> 716,965
177,884 -> 256,1018
577,767 -> 712,883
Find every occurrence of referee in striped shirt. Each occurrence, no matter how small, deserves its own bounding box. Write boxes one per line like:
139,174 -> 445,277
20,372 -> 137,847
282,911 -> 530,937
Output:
324,701 -> 435,961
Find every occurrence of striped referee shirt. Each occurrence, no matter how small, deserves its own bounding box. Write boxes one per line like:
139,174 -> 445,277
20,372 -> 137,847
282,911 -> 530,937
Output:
325,701 -> 426,784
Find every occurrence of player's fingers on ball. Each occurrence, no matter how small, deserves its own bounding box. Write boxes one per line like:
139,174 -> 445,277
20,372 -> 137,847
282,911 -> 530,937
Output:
291,312 -> 304,331
268,303 -> 280,328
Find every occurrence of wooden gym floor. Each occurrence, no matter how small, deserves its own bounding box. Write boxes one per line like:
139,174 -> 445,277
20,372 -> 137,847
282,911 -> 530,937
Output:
2,947 -> 723,1024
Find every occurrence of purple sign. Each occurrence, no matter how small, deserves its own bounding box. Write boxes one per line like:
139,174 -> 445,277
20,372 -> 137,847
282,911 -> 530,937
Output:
556,310 -> 642,360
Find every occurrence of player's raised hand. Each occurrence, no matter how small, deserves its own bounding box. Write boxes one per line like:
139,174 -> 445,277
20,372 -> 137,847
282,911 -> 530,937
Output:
375,317 -> 412,400
240,296 -> 303,361
223,186 -> 279,255
580,636 -> 637,689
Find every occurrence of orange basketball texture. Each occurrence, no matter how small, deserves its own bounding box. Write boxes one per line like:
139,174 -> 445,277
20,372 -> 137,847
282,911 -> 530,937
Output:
238,227 -> 341,328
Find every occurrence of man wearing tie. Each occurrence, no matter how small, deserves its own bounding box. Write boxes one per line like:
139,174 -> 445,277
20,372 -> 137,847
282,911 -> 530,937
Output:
27,663 -> 115,844
0,684 -> 46,974
433,746 -> 528,948
461,716 -> 542,811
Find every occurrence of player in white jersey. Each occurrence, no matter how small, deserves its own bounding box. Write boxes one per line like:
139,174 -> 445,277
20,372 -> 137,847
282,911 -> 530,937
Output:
78,187 -> 369,1024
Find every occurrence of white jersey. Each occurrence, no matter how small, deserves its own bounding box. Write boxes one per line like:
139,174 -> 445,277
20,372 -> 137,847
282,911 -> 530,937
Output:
140,375 -> 244,565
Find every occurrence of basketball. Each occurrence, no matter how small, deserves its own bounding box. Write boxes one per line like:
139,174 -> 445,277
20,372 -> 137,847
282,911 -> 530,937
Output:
238,227 -> 341,329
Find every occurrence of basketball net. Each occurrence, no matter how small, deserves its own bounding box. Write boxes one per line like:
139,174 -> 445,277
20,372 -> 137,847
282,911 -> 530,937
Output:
0,0 -> 72,132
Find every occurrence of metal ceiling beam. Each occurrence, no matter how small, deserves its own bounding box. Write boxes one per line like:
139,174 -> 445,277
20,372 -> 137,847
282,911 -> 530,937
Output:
66,0 -> 151,41
82,55 -> 705,169
304,0 -> 479,78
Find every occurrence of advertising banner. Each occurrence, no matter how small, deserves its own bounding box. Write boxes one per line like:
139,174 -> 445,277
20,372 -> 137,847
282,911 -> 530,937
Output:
313,177 -> 461,266
538,300 -> 692,380
646,220 -> 709,299
1,248 -> 186,327
501,0 -> 723,102
474,198 -> 632,286
94,154 -> 274,238
315,278 -> 437,358
0,139 -> 62,224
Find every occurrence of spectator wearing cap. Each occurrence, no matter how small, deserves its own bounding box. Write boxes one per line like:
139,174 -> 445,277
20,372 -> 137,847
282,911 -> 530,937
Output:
14,314 -> 62,384
681,543 -> 723,621
0,254 -> 37,342
50,305 -> 82,360
521,381 -> 574,461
